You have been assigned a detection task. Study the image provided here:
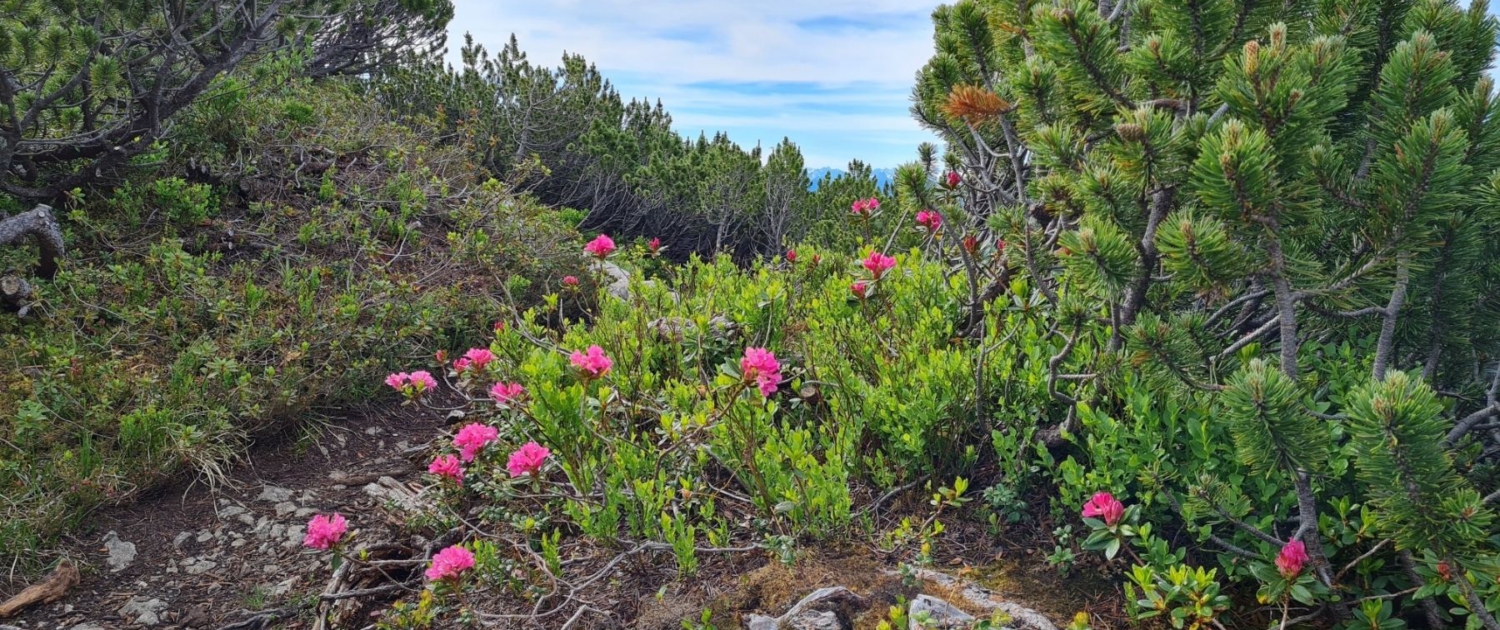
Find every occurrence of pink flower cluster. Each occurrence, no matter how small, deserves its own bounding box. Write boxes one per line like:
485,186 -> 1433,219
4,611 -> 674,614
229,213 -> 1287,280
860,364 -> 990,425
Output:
570,345 -> 613,379
786,250 -> 798,263
1276,540 -> 1308,578
648,237 -> 662,253
385,371 -> 438,398
740,347 -> 783,397
426,544 -> 475,581
506,441 -> 551,477
303,513 -> 348,550
454,423 -> 499,462
945,171 -> 961,188
1082,491 -> 1125,526
428,454 -> 464,486
851,280 -> 870,300
490,381 -> 525,406
563,275 -> 580,288
916,210 -> 943,231
584,234 -> 616,258
453,347 -> 495,373
862,252 -> 897,279
850,197 -> 881,217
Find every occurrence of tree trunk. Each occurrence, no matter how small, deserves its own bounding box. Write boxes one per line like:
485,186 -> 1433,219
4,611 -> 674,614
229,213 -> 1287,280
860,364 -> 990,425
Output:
0,205 -> 65,279
1372,253 -> 1411,382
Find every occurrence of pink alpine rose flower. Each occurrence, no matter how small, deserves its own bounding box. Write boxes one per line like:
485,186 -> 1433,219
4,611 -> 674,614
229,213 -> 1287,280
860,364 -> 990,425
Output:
506,441 -> 551,477
562,275 -> 580,288
740,347 -> 783,397
453,423 -> 499,462
851,281 -> 869,300
1082,492 -> 1125,526
850,199 -> 870,216
916,210 -> 943,231
490,382 -> 525,406
409,371 -> 437,392
425,545 -> 475,581
428,454 -> 464,486
454,348 -> 494,373
945,171 -> 961,188
584,234 -> 616,258
385,372 -> 409,390
862,252 -> 897,279
570,345 -> 613,379
1276,540 -> 1309,578
648,237 -> 662,253
303,513 -> 348,550
786,250 -> 797,263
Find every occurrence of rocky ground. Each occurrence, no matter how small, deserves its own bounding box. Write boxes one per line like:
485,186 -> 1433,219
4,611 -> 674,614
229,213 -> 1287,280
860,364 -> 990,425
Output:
0,404 -> 440,630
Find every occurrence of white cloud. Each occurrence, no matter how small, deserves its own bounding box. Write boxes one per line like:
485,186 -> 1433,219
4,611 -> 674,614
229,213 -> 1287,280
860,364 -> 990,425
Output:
445,0 -> 941,167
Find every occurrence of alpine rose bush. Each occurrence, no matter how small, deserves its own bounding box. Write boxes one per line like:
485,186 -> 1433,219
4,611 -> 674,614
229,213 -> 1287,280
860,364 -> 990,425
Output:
454,423 -> 499,462
569,345 -> 613,379
506,441 -> 550,477
425,544 -> 475,581
428,454 -> 464,485
303,513 -> 348,550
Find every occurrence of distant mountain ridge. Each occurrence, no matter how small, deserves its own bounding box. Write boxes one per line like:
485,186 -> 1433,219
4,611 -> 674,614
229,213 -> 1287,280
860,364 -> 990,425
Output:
806,167 -> 897,191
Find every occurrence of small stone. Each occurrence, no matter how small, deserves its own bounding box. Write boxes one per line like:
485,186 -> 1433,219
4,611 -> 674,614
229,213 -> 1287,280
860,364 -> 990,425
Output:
118,596 -> 168,626
365,426 -> 382,435
267,575 -> 299,597
71,625 -> 107,630
182,558 -> 218,575
217,504 -> 247,519
270,523 -> 287,540
262,564 -> 281,574
908,596 -> 974,630
173,532 -> 191,548
274,502 -> 298,518
235,513 -> 256,528
103,531 -> 137,572
256,485 -> 294,503
786,611 -> 842,630
195,530 -> 213,543
294,507 -> 316,518
329,484 -> 346,491
231,539 -> 247,548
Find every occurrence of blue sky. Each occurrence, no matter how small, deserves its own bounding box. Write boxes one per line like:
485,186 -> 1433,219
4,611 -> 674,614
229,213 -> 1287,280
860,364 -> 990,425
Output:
445,1 -> 942,170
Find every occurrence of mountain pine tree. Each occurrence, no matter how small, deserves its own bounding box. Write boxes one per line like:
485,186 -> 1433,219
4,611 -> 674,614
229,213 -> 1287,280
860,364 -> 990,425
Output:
911,0 -> 1500,625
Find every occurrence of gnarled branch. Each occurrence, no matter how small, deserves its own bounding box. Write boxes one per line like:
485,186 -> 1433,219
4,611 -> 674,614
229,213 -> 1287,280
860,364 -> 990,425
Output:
0,204 -> 65,279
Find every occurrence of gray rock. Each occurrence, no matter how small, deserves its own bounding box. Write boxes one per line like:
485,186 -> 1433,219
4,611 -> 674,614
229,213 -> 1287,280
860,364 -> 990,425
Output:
274,502 -> 298,518
118,596 -> 168,626
900,569 -> 1058,630
217,504 -> 247,519
71,624 -> 107,630
745,614 -> 779,630
908,596 -> 973,630
744,586 -> 867,630
172,532 -> 191,548
103,530 -> 137,572
195,530 -> 213,544
256,484 -> 294,503
786,611 -> 843,630
182,558 -> 217,575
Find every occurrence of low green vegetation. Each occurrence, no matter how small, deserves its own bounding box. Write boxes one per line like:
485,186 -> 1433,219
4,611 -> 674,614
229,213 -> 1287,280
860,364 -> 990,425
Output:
0,77 -> 584,568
